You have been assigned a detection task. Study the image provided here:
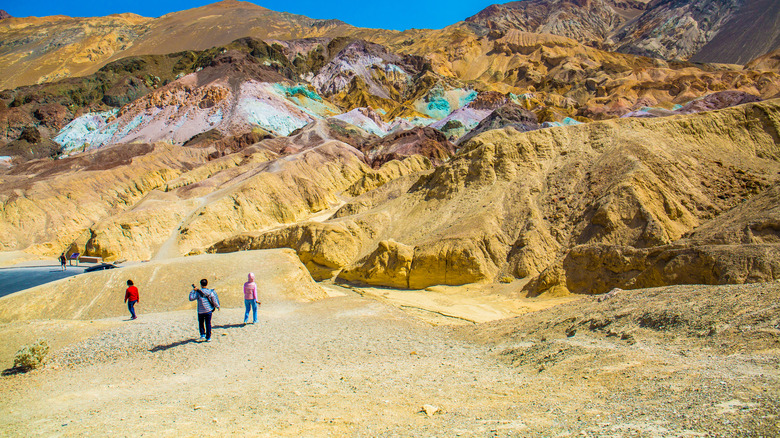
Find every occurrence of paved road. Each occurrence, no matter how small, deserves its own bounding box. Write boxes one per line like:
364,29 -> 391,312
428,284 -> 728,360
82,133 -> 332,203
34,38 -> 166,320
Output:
0,263 -> 89,298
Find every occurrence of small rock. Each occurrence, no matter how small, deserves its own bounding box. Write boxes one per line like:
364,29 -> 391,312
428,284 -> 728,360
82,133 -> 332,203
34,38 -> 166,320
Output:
421,404 -> 440,417
212,418 -> 218,423
598,288 -> 623,302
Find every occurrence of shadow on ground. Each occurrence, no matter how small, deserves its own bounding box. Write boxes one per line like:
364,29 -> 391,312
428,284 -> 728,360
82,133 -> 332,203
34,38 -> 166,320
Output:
149,339 -> 201,352
2,366 -> 32,376
213,323 -> 246,330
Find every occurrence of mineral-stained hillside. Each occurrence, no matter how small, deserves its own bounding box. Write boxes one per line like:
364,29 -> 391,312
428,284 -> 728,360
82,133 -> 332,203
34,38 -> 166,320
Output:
4,32 -> 780,161
209,99 -> 780,293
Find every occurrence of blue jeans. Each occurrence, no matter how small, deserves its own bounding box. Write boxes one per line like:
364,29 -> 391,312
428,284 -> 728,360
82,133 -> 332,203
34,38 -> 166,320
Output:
128,300 -> 137,319
198,312 -> 212,340
244,299 -> 257,323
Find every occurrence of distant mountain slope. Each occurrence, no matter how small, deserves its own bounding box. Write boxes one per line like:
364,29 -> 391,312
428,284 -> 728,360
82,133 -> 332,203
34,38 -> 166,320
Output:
3,0 -> 779,93
609,0 -> 745,61
0,0 -> 397,90
0,13 -> 152,89
113,0 -> 359,58
465,0 -> 649,45
689,0 -> 780,65
466,0 -> 780,64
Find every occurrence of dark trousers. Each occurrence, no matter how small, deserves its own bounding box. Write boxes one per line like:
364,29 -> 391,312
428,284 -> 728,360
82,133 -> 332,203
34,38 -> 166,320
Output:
198,312 -> 213,339
128,300 -> 137,318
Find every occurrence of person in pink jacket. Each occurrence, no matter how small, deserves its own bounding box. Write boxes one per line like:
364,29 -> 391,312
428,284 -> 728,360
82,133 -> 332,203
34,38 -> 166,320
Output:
243,272 -> 260,324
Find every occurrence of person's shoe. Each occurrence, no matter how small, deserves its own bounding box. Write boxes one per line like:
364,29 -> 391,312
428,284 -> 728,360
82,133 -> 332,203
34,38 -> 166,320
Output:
205,338 -> 211,342
131,316 -> 137,320
200,335 -> 206,341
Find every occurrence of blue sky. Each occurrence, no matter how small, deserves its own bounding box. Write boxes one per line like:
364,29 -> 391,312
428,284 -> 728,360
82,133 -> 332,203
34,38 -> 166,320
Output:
1,0 -> 500,30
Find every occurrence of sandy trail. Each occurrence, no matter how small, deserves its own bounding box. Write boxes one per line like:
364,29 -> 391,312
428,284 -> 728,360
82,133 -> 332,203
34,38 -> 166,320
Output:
0,295 -> 530,436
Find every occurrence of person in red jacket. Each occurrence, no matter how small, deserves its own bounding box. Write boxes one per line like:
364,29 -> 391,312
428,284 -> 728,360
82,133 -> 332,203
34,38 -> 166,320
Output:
125,279 -> 139,320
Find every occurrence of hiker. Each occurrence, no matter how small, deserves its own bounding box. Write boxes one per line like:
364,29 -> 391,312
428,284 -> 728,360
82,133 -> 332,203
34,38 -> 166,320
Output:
189,279 -> 220,342
243,272 -> 261,324
125,279 -> 139,320
59,253 -> 67,271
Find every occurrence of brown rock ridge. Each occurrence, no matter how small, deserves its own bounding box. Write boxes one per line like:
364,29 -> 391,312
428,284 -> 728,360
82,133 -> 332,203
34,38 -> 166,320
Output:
361,127 -> 456,168
0,13 -> 152,90
377,27 -> 780,120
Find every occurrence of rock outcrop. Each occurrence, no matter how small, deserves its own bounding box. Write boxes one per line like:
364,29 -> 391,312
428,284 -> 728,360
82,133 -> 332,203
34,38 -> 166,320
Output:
362,127 -> 456,168
458,103 -> 539,145
745,48 -> 780,72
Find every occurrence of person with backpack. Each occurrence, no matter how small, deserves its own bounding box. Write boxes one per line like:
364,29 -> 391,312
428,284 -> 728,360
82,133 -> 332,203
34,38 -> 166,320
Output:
189,279 -> 220,342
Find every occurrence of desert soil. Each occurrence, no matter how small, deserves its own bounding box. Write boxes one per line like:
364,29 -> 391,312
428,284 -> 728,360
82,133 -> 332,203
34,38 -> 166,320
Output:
0,282 -> 778,437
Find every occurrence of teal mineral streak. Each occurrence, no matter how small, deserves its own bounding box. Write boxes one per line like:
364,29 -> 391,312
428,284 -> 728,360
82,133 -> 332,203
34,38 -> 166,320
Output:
53,109 -> 119,153
459,90 -> 478,107
118,114 -> 146,136
541,117 -> 583,128
427,98 -> 450,113
273,83 -> 322,101
421,86 -> 451,119
239,98 -> 309,136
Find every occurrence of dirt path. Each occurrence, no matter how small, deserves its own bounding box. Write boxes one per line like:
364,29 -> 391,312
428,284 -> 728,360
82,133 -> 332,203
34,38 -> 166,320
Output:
0,294 -> 530,436
0,287 -> 778,436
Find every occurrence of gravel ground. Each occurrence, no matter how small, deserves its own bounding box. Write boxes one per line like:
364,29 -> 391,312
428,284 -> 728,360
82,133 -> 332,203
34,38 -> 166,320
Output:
0,285 -> 778,437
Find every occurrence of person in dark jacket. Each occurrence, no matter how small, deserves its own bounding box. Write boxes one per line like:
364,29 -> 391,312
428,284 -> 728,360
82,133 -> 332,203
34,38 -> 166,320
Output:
125,279 -> 139,320
59,253 -> 67,271
189,279 -> 220,342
